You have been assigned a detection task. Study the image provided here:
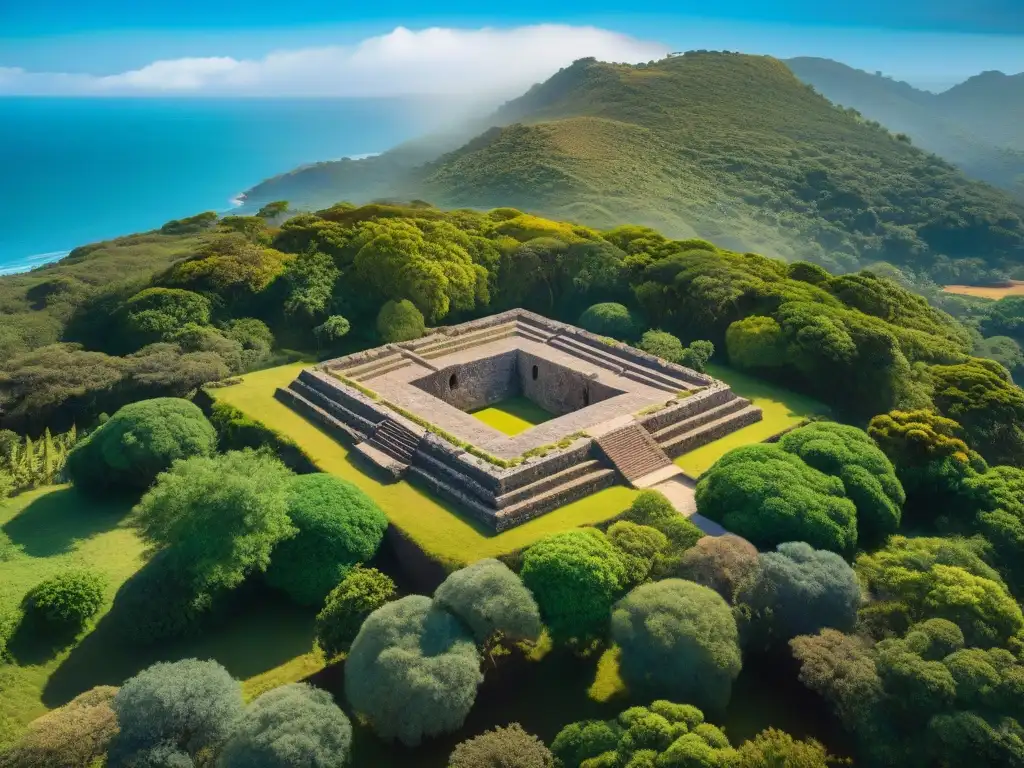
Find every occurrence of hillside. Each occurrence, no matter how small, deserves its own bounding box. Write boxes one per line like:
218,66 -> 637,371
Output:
787,57 -> 1024,200
245,53 -> 1024,280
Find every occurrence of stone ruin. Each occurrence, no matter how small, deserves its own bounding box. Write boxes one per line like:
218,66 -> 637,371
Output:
276,309 -> 762,531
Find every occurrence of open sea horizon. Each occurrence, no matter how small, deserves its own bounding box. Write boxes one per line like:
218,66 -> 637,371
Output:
0,97 -> 452,275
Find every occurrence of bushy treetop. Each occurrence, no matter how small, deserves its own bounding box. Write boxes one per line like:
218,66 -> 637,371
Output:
779,421 -> 905,545
675,534 -> 760,604
448,723 -> 554,768
433,558 -> 542,644
315,566 -> 396,659
265,473 -> 388,606
695,444 -> 858,555
66,397 -> 217,493
520,528 -> 626,643
578,302 -> 642,341
344,595 -> 483,746
108,659 -> 243,764
133,449 -> 296,594
122,288 -> 212,343
725,315 -> 787,370
611,579 -> 742,712
376,299 -> 426,343
28,568 -> 106,628
218,683 -> 352,768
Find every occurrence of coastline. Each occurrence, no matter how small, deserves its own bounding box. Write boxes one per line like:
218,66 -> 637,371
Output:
0,151 -> 383,278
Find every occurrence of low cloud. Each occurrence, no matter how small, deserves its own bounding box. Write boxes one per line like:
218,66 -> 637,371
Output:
0,25 -> 667,97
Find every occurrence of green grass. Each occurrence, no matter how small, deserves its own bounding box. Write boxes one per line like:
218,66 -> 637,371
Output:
0,485 -> 317,746
210,365 -> 637,565
674,364 -> 829,477
470,396 -> 554,435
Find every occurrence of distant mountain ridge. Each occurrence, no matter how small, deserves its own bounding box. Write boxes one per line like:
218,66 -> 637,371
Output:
787,57 -> 1024,199
245,52 -> 1024,281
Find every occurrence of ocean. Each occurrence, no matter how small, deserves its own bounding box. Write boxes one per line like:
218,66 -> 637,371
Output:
0,97 -> 453,274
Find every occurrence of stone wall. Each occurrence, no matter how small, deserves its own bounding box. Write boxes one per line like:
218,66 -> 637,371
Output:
637,386 -> 735,433
518,350 -> 623,415
412,350 -> 519,411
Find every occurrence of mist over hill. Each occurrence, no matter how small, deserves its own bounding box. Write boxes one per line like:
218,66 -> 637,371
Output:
787,57 -> 1024,201
244,52 -> 1024,283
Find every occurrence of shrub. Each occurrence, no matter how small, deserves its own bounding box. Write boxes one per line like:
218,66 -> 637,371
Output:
265,473 -> 388,606
779,421 -> 905,546
675,534 -> 760,604
314,566 -> 396,658
66,398 -> 217,494
376,299 -> 426,343
679,339 -> 714,373
578,302 -> 642,341
606,521 -> 668,588
0,686 -> 119,767
122,287 -> 212,344
133,450 -> 295,594
0,469 -> 13,499
449,723 -> 554,768
107,659 -> 243,764
733,728 -> 838,768
726,315 -> 787,369
695,444 -> 858,556
611,579 -> 742,712
27,569 -> 106,629
520,529 -> 626,643
620,489 -> 678,528
217,683 -> 352,768
344,596 -> 483,746
433,558 -> 542,644
742,542 -> 861,647
638,330 -> 685,363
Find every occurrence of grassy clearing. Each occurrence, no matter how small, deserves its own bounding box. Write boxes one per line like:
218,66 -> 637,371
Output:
0,485 -> 317,746
470,396 -> 554,436
674,364 -> 829,477
210,365 -> 637,565
942,281 -> 1024,299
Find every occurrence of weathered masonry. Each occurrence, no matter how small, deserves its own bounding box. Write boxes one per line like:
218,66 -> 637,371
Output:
277,309 -> 762,531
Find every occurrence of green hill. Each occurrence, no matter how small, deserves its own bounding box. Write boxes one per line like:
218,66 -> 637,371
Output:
245,53 -> 1024,282
787,57 -> 1024,201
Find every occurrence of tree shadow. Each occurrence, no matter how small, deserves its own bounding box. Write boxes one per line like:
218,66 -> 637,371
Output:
2,487 -> 135,557
6,609 -> 81,665
42,583 -> 316,709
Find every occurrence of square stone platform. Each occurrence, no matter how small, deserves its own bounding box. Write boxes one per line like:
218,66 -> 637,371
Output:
275,309 -> 762,531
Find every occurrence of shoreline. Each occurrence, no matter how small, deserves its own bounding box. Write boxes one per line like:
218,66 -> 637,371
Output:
0,151 -> 383,278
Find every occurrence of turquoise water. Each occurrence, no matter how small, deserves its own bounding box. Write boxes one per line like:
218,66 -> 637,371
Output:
0,97 -> 439,273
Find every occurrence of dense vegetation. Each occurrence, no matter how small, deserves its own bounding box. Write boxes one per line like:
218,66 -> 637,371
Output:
246,53 -> 1024,285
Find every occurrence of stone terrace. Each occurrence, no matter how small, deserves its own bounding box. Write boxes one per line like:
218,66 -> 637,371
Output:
275,309 -> 762,531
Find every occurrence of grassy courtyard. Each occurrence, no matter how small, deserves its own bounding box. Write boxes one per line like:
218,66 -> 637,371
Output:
674,364 -> 828,477
0,486 -> 320,745
470,396 -> 554,435
210,365 -> 637,565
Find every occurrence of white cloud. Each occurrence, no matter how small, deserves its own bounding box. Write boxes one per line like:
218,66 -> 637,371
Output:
0,25 -> 667,97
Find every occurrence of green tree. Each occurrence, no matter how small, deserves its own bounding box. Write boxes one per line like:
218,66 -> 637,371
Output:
257,200 -> 290,219
313,315 -> 350,348
675,534 -> 760,604
578,302 -> 643,341
314,566 -> 396,658
344,596 -> 483,746
265,473 -> 388,606
376,299 -> 426,343
217,683 -> 352,768
283,249 -> 340,319
695,444 -> 858,555
66,398 -> 217,494
637,330 -> 685,363
611,579 -> 742,712
779,422 -> 905,546
107,659 -> 243,765
133,450 -> 296,594
520,529 -> 626,644
679,339 -> 714,373
732,728 -> 842,768
742,543 -> 860,648
606,521 -> 669,588
122,288 -> 211,345
448,723 -> 554,768
433,558 -> 542,645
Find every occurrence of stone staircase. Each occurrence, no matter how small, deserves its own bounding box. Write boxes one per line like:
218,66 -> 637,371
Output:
367,418 -> 421,464
595,423 -> 675,484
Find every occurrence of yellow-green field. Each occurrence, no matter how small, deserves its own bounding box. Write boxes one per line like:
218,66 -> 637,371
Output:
470,397 -> 554,435
942,281 -> 1024,299
210,365 -> 637,564
0,486 -> 319,745
674,364 -> 828,477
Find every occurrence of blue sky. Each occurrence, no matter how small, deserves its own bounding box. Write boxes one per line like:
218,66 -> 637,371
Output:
2,1 -> 1022,94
